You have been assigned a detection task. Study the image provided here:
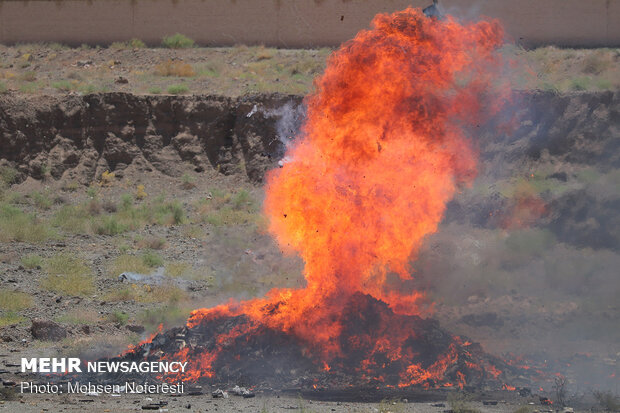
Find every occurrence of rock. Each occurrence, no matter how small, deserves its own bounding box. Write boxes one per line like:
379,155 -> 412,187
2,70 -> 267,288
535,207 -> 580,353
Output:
126,324 -> 145,333
115,76 -> 128,84
211,389 -> 228,398
230,385 -> 254,397
30,319 -> 67,341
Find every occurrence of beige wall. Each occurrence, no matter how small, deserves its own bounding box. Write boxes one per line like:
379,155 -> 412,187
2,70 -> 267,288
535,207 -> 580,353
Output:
0,0 -> 619,48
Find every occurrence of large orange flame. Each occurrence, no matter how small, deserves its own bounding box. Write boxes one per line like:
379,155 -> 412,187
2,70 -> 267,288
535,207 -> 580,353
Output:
165,7 -> 508,383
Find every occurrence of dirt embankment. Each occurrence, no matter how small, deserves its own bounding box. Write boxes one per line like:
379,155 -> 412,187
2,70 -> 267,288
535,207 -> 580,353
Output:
1,90 -> 617,185
0,92 -> 303,185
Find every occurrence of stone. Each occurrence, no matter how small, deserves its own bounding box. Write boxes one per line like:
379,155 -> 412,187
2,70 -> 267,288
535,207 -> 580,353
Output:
30,319 -> 67,341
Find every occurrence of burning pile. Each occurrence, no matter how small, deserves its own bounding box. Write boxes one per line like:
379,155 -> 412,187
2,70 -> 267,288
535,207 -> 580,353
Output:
114,8 -> 513,390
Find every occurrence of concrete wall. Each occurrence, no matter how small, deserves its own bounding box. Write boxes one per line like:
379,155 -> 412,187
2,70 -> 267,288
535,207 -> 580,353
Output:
0,0 -> 619,48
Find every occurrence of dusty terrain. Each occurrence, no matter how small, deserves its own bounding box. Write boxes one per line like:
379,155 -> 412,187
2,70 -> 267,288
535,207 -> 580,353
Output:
0,43 -> 619,97
0,44 -> 618,412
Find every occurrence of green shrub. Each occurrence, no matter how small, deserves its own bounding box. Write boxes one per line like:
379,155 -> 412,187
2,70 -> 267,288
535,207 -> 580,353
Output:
52,205 -> 89,233
170,202 -> 185,225
161,33 -> 195,49
232,189 -> 252,210
142,250 -> 164,268
0,203 -> 55,243
31,191 -> 52,210
137,305 -> 191,330
78,83 -> 99,94
0,166 -> 18,187
570,76 -> 591,91
167,84 -> 189,94
108,311 -> 129,325
148,87 -> 162,94
93,215 -> 128,235
0,81 -> 7,94
20,254 -> 44,269
51,80 -> 75,92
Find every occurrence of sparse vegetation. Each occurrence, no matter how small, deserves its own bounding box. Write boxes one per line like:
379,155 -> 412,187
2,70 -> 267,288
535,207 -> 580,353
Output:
136,236 -> 166,250
100,170 -> 116,186
167,84 -> 189,94
164,261 -> 192,278
108,310 -> 129,325
0,203 -> 56,243
93,215 -> 128,235
110,254 -> 151,276
110,249 -> 167,276
137,305 -> 191,330
0,290 -> 33,311
154,59 -> 196,77
41,253 -> 94,296
0,166 -> 18,188
135,184 -> 147,200
0,311 -> 26,327
103,283 -> 185,304
161,33 -> 195,49
197,188 -> 259,227
141,250 -> 164,267
56,308 -> 100,325
31,190 -> 52,210
110,38 -> 146,49
181,173 -> 196,190
51,80 -> 76,91
20,254 -> 44,269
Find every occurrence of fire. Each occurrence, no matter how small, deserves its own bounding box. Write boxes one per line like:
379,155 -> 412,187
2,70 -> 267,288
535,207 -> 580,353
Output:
133,7 -> 509,388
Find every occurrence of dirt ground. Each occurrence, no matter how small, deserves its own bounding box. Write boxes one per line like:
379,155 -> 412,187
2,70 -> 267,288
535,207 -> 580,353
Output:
0,391 -> 566,413
0,43 -> 619,97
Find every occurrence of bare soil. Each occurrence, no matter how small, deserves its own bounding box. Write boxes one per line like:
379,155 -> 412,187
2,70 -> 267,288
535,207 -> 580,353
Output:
0,44 -> 618,97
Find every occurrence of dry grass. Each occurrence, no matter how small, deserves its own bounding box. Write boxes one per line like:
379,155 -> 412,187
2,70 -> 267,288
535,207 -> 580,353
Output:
41,253 -> 94,296
506,46 -> 620,91
196,188 -> 261,227
102,283 -> 185,303
136,236 -> 166,250
0,203 -> 56,243
109,254 -> 152,277
0,312 -> 26,327
164,261 -> 193,278
1,44 -> 615,96
20,253 -> 44,269
154,59 -> 196,77
56,308 -> 101,325
0,290 -> 33,311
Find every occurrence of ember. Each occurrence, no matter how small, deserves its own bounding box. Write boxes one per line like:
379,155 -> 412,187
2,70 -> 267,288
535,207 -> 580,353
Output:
111,7 -> 513,391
